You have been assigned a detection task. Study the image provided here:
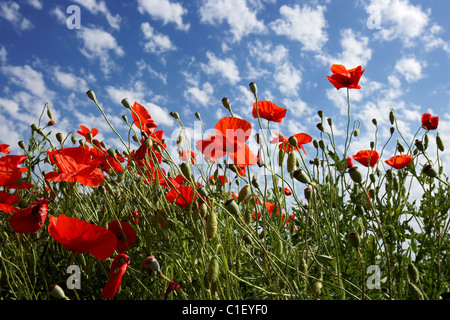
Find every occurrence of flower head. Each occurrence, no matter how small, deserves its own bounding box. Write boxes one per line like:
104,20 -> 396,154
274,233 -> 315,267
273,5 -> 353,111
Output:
130,101 -> 158,136
0,154 -> 34,189
252,100 -> 287,123
352,150 -> 379,168
48,214 -> 117,261
107,220 -> 137,252
385,154 -> 413,169
9,198 -> 49,233
270,132 -> 312,154
326,64 -> 365,90
421,113 -> 439,130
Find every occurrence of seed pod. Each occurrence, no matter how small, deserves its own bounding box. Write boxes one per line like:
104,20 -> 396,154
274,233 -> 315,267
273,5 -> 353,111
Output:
409,283 -> 424,300
348,167 -> 363,183
238,184 -> 251,203
208,256 -> 219,283
142,256 -> 160,273
206,210 -> 218,239
407,262 -> 420,283
348,232 -> 361,248
436,132 -> 444,151
287,152 -> 297,173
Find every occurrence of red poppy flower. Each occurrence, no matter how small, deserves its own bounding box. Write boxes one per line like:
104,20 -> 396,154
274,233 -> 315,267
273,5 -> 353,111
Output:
0,144 -> 10,154
130,101 -> 158,136
101,254 -> 130,299
165,186 -> 197,209
421,113 -> 439,130
9,198 -> 49,233
48,214 -> 117,261
326,64 -> 365,90
284,188 -> 292,196
385,154 -> 413,169
352,150 -> 380,168
0,190 -> 20,213
337,156 -> 354,171
107,220 -> 137,252
252,100 -> 287,123
127,210 -> 140,225
0,155 -> 34,189
77,125 -> 99,141
45,146 -> 105,188
179,150 -> 197,164
196,117 -> 257,167
89,147 -> 124,173
270,132 -> 312,155
164,280 -> 181,300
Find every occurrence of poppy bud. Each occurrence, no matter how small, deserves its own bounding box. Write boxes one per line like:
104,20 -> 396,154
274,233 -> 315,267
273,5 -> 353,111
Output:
370,141 -> 375,149
170,111 -> 180,120
248,82 -> 257,96
318,140 -> 325,150
251,175 -> 259,188
49,284 -> 69,300
422,164 -> 437,178
142,256 -> 160,273
317,110 -> 323,119
348,167 -> 363,183
409,283 -> 424,300
354,128 -> 360,137
288,136 -> 298,147
348,232 -> 361,249
304,187 -> 312,201
313,140 -> 319,149
390,127 -> 395,135
389,108 -> 396,125
316,122 -> 324,132
107,148 -> 116,158
198,187 -> 208,197
407,262 -> 420,283
56,132 -> 64,144
278,149 -> 285,166
415,139 -> 424,152
195,112 -> 202,121
243,209 -> 252,225
372,118 -> 377,126
121,98 -> 132,109
312,281 -> 322,295
86,90 -> 96,102
145,138 -> 153,148
353,217 -> 365,236
48,120 -> 56,126
299,258 -> 308,274
327,117 -> 333,127
238,184 -> 251,203
225,199 -> 240,216
86,132 -> 93,142
208,255 -> 219,283
121,114 -> 128,123
397,141 -> 405,153
221,97 -> 231,110
436,132 -> 444,151
47,107 -> 53,120
293,168 -> 310,184
36,128 -> 45,137
206,210 -> 218,239
180,163 -> 192,181
31,123 -> 39,131
287,152 -> 297,173
18,140 -> 26,150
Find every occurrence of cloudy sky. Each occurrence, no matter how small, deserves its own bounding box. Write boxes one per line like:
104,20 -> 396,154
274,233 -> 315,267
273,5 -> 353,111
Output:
0,0 -> 449,174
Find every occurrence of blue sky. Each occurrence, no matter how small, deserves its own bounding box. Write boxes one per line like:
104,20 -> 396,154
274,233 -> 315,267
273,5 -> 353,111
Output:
1,0 -> 449,176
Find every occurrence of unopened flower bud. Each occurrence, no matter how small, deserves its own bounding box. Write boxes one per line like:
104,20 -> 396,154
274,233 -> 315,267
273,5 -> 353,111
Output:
407,262 -> 420,283
18,140 -> 26,150
390,127 -> 395,135
49,284 -> 69,300
206,210 -> 218,239
348,232 -> 361,248
251,175 -> 259,188
107,148 -> 116,158
121,98 -> 132,109
304,187 -> 312,201
221,97 -> 231,110
47,107 -> 53,120
56,133 -> 64,143
86,132 -> 93,142
389,108 -> 396,125
287,152 -> 297,173
195,112 -> 202,121
208,255 -> 219,283
288,136 -> 298,147
397,141 -> 405,153
180,162 -> 192,180
312,281 -> 322,295
71,134 -> 77,144
318,139 -> 325,150
316,122 -> 324,132
48,120 -> 56,126
31,123 -> 39,131
349,167 -> 363,183
372,118 -> 377,126
225,199 -> 240,216
354,129 -> 360,137
293,168 -> 310,184
313,140 -> 319,149
86,90 -> 96,102
415,139 -> 424,152
327,118 -> 333,127
278,149 -> 285,167
317,110 -> 323,119
436,132 -> 444,152
238,184 -> 251,203
170,111 -> 179,120
248,82 -> 257,96
422,164 -> 437,178
409,283 -> 424,300
142,256 -> 160,275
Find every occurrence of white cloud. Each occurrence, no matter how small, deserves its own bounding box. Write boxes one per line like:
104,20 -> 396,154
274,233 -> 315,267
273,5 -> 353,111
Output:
137,0 -> 190,31
201,51 -> 241,85
0,46 -> 7,64
73,0 -> 121,30
317,28 -> 372,68
394,57 -> 425,83
199,0 -> 266,42
53,67 -> 89,92
0,1 -> 34,31
141,22 -> 177,55
270,4 -> 328,52
49,6 -> 66,24
27,0 -> 42,10
1,64 -> 47,97
274,62 -> 302,96
365,0 -> 430,46
77,26 -> 124,75
183,82 -> 214,108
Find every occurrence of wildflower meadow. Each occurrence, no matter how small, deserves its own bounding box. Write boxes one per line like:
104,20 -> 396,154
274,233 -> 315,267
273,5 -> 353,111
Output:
0,64 -> 448,302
